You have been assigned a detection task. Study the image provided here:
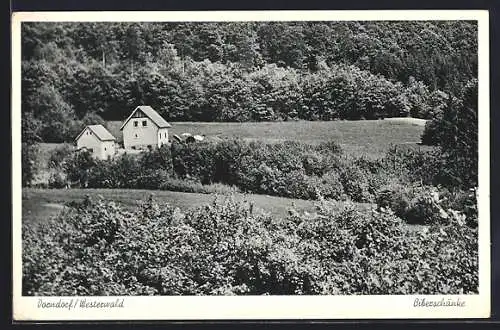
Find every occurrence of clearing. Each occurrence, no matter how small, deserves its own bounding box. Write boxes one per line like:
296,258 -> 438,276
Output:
105,119 -> 431,159
22,188 -> 425,233
22,188 -> 372,225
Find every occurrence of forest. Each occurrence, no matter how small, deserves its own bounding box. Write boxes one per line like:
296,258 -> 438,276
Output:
21,21 -> 478,143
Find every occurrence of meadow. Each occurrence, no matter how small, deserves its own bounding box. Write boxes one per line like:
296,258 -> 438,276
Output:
106,119 -> 430,159
22,187 -> 337,225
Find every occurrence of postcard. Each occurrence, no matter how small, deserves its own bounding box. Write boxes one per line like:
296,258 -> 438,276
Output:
12,9 -> 490,320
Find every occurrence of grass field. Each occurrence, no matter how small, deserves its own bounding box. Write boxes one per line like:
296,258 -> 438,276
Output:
22,188 -> 426,233
106,119 -> 431,159
23,188 -> 371,225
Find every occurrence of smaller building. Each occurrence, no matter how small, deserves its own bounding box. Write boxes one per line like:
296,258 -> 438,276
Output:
75,124 -> 116,160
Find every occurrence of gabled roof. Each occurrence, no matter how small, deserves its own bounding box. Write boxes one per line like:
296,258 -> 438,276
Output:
75,124 -> 116,142
120,105 -> 172,130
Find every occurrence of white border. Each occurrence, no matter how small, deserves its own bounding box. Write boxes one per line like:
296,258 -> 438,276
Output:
12,10 -> 490,320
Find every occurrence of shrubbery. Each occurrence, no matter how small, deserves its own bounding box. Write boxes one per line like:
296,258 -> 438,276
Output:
381,146 -> 455,188
48,171 -> 67,188
54,137 -> 474,205
23,195 -> 478,295
375,183 -> 478,226
420,79 -> 478,189
48,144 -> 74,169
57,139 -> 358,201
22,112 -> 41,187
22,143 -> 39,187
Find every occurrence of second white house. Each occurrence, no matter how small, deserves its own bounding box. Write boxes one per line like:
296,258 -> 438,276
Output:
120,105 -> 172,150
75,124 -> 117,160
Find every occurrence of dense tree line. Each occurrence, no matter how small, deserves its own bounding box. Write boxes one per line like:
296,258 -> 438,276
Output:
421,78 -> 478,187
21,21 -> 477,142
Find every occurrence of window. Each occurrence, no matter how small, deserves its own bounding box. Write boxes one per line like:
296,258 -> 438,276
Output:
142,120 -> 147,127
135,134 -> 138,138
134,121 -> 138,127
104,147 -> 107,151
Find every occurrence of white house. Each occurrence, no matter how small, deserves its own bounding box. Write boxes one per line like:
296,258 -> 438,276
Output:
75,124 -> 117,160
120,105 -> 171,150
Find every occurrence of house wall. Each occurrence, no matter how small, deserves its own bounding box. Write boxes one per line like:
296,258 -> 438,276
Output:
123,116 -> 162,149
76,128 -> 116,160
157,127 -> 169,147
76,128 -> 102,159
100,140 -> 116,159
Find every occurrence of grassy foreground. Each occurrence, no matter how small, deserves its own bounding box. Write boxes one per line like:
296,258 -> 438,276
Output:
23,188 -> 372,225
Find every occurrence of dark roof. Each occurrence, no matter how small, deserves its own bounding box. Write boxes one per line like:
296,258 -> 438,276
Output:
75,124 -> 116,142
120,105 -> 172,130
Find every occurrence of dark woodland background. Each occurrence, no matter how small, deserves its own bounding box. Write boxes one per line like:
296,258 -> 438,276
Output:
21,21 -> 477,142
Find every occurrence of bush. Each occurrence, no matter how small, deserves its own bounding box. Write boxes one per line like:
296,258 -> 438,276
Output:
301,152 -> 342,177
405,190 -> 445,225
55,137 -> 477,215
134,169 -> 172,190
48,171 -> 67,188
282,170 -> 319,200
420,119 -> 442,146
254,163 -> 288,196
61,138 -> 332,197
63,150 -> 97,187
315,140 -> 343,155
376,184 -> 453,226
139,145 -> 174,173
23,195 -> 478,296
159,177 -> 240,195
338,163 -> 372,202
48,144 -> 74,169
22,143 -> 39,187
420,79 -> 478,189
212,138 -> 253,186
315,171 -> 345,200
375,182 -> 411,219
171,142 -> 217,184
382,146 -> 449,187
439,188 -> 478,228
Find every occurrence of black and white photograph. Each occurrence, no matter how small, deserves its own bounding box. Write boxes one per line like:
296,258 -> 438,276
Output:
12,10 -> 490,320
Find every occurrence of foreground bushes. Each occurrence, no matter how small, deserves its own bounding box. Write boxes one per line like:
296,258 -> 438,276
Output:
23,196 -> 478,295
